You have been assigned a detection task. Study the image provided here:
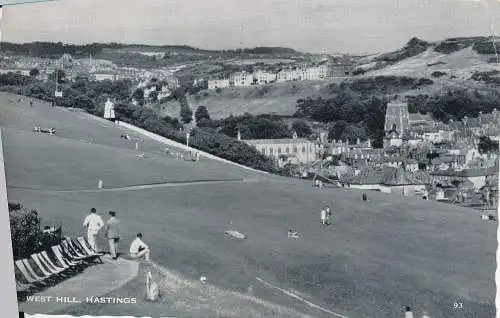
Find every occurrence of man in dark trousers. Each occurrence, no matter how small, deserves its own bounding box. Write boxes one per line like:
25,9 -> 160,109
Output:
104,211 -> 121,260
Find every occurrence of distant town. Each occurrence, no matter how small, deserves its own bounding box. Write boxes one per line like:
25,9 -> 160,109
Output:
0,42 -> 498,214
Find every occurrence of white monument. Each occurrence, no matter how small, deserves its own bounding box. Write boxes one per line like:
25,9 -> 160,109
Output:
104,98 -> 115,120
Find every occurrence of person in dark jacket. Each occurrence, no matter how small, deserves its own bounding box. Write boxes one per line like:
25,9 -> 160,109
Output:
104,211 -> 121,259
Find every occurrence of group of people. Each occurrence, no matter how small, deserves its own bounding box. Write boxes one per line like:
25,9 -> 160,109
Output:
83,208 -> 151,261
320,205 -> 332,225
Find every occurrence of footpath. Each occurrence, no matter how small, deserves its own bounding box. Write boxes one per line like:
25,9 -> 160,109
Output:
20,255 -> 139,314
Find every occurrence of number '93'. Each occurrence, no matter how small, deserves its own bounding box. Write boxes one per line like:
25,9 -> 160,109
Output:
453,302 -> 463,309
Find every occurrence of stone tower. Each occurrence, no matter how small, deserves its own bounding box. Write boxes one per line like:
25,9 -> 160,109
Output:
384,101 -> 409,137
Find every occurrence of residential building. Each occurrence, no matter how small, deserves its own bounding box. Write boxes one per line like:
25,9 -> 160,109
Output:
93,73 -> 118,81
430,166 -> 498,190
254,70 -> 276,84
231,71 -> 254,87
343,167 -> 428,196
208,78 -> 230,90
157,86 -> 172,100
242,133 -> 317,164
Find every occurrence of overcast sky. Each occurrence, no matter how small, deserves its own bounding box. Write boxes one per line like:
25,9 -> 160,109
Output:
1,0 -> 499,54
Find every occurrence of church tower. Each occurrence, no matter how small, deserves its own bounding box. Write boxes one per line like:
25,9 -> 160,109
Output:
384,101 -> 409,137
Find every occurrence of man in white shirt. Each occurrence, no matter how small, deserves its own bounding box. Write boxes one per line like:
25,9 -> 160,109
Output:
320,209 -> 327,225
83,208 -> 104,252
405,306 -> 414,318
129,233 -> 151,261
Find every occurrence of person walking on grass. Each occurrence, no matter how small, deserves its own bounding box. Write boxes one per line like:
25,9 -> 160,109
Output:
104,211 -> 121,260
129,233 -> 151,261
83,208 -> 104,252
325,205 -> 332,225
320,208 -> 327,225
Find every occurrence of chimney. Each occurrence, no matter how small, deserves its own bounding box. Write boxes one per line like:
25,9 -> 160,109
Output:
237,129 -> 241,141
356,137 -> 360,145
292,131 -> 298,139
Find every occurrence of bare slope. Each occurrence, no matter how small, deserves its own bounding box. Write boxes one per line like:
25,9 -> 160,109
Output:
1,95 -> 496,318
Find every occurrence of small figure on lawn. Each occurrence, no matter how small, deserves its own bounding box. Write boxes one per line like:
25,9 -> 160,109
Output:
288,229 -> 300,239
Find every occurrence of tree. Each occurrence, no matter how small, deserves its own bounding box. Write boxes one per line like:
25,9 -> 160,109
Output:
180,106 -> 193,124
291,120 -> 312,137
426,151 -> 439,164
149,90 -> 159,102
132,88 -> 145,106
328,120 -> 347,141
195,106 -> 211,125
478,136 -> 499,154
29,68 -> 40,77
9,202 -> 43,259
49,69 -> 66,83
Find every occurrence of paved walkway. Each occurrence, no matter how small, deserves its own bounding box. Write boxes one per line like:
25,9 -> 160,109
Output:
19,255 -> 139,314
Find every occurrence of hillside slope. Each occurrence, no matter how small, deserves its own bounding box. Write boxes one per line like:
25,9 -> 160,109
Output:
158,37 -> 499,120
1,93 -> 496,318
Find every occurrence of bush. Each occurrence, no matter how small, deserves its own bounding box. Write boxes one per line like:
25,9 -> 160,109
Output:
9,202 -> 43,260
431,71 -> 447,78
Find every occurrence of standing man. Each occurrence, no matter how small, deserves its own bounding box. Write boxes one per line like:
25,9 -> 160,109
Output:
320,208 -> 327,225
104,211 -> 121,260
83,208 -> 104,252
405,306 -> 414,318
325,205 -> 332,225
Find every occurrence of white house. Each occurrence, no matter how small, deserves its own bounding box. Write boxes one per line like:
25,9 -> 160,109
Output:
254,70 -> 276,84
93,73 -> 117,82
208,78 -> 230,90
276,69 -> 300,82
301,65 -> 328,81
243,133 -> 317,164
157,86 -> 172,100
231,71 -> 254,87
345,167 -> 427,196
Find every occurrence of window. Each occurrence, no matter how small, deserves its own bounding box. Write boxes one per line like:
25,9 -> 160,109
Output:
286,147 -> 290,153
262,148 -> 266,155
302,146 -> 306,153
293,147 -> 298,153
278,148 -> 282,154
270,148 -> 274,154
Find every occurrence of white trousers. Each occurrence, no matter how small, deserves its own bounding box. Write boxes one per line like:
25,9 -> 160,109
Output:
130,247 -> 151,261
87,232 -> 99,252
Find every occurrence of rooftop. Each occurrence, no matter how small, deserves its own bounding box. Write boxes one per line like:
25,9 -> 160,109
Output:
431,166 -> 498,177
244,138 -> 313,145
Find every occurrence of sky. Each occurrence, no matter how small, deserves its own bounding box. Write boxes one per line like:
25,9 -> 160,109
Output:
1,0 -> 499,54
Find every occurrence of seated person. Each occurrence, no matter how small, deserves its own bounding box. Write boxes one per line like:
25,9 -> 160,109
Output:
129,233 -> 151,261
288,229 -> 300,239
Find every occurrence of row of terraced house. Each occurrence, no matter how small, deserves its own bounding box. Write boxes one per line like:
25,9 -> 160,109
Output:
207,65 -> 330,90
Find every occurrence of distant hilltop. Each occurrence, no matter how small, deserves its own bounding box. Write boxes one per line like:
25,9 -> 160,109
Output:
0,36 -> 498,59
0,42 -> 304,59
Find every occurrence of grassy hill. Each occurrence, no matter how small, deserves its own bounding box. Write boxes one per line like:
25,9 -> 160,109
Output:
154,37 -> 499,120
1,93 -> 496,318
